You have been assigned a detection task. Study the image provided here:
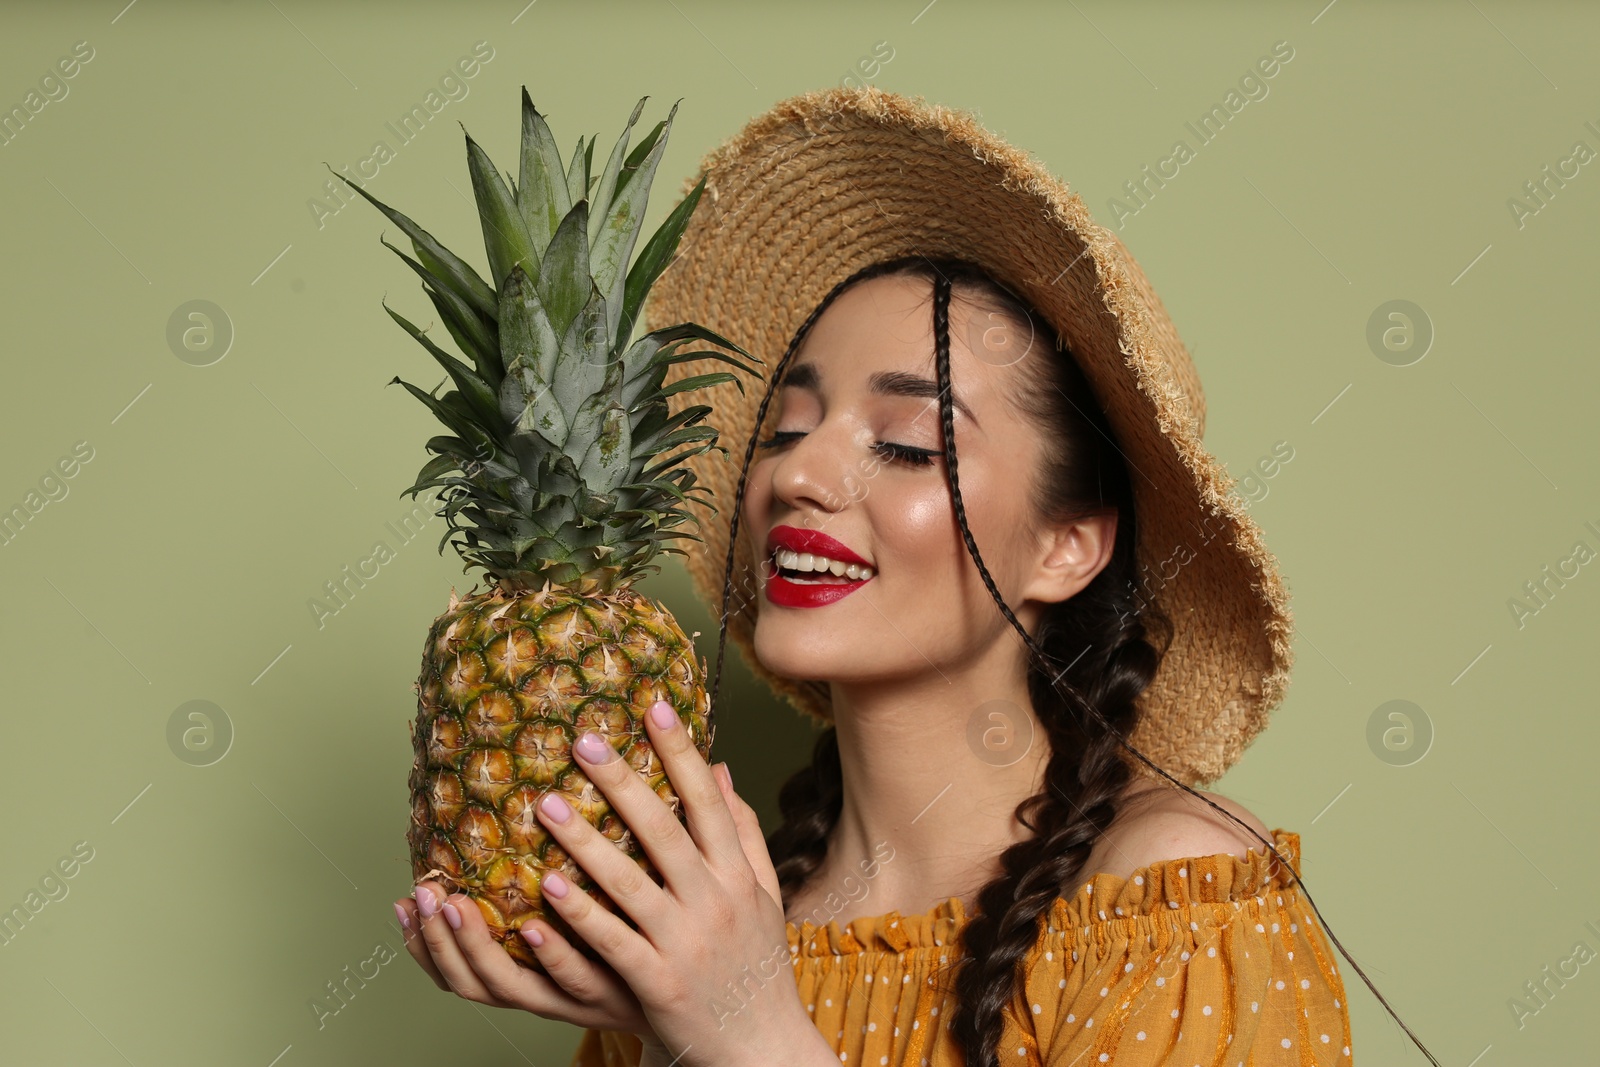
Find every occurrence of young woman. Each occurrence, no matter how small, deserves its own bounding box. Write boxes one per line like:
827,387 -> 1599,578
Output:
398,86 -> 1440,1067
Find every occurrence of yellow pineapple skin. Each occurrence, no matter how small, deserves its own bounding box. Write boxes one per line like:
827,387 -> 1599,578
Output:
408,581 -> 711,969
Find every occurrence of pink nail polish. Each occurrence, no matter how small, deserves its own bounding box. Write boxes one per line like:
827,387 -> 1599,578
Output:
576,730 -> 614,762
539,791 -> 571,823
649,700 -> 677,729
415,883 -> 438,918
543,871 -> 570,899
394,902 -> 410,930
522,925 -> 545,948
442,902 -> 462,930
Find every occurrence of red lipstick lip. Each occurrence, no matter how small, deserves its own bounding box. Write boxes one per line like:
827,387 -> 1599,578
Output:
765,525 -> 872,568
764,571 -> 868,607
763,525 -> 873,609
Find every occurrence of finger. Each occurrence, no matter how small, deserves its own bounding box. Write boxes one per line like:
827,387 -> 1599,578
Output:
442,888 -> 586,1013
716,765 -> 784,909
638,697 -> 745,875
412,880 -> 502,1005
534,784 -> 667,953
532,858 -> 659,980
395,898 -> 450,991
517,917 -> 647,1028
567,718 -> 716,900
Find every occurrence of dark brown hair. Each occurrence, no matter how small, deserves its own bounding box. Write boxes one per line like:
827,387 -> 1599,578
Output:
705,254 -> 1439,1067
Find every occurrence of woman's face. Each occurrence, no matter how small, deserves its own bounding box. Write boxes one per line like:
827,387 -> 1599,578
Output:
741,271 -> 1114,692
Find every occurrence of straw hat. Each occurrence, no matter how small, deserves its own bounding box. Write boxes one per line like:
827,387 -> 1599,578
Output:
644,85 -> 1294,788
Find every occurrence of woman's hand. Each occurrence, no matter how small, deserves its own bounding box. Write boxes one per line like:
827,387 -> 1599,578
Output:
395,795 -> 664,1039
396,871 -> 654,1037
395,699 -> 829,1067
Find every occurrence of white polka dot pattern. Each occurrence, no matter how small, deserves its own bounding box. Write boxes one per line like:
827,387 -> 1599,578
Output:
565,829 -> 1351,1067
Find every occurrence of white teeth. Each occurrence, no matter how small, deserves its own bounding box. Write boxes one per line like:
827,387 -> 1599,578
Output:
774,547 -> 875,579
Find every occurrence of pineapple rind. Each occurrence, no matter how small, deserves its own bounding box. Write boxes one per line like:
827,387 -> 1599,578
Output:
410,580 -> 711,970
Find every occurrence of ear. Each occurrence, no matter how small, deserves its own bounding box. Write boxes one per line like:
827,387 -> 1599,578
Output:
1021,510 -> 1117,606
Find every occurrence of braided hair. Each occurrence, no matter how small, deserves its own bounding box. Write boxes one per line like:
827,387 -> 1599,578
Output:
705,254 -> 1440,1067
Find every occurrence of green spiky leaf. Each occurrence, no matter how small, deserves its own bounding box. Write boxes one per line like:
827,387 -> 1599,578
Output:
515,89 -> 570,265
465,131 -> 540,292
617,172 -> 705,348
382,300 -> 501,429
656,370 -> 745,399
497,264 -> 563,443
566,133 -> 594,204
588,96 -> 649,252
379,234 -> 501,387
593,99 -> 679,344
548,283 -> 611,423
537,200 -> 591,340
351,88 -> 762,593
326,162 -> 497,320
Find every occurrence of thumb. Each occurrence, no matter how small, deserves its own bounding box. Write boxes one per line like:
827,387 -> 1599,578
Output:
716,763 -> 784,910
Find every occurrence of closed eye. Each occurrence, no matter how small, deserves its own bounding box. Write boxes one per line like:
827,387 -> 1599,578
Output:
755,430 -> 940,468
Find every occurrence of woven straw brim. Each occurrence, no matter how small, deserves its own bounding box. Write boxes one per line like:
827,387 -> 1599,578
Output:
643,85 -> 1294,788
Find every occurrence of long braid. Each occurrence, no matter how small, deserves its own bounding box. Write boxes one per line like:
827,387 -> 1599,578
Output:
765,725 -> 843,913
925,265 -> 1158,1067
707,254 -> 1440,1066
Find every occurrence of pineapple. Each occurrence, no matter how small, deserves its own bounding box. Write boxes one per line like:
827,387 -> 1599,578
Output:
331,89 -> 759,968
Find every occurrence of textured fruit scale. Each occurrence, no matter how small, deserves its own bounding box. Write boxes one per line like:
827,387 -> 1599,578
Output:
408,582 -> 711,966
334,87 -> 758,968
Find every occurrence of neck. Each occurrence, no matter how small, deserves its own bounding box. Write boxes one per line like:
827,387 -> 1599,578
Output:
784,661 -> 1054,928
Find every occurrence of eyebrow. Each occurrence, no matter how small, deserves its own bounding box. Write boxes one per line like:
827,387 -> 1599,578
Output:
776,360 -> 981,430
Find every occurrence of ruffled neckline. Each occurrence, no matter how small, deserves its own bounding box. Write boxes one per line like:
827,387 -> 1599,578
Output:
786,827 -> 1301,957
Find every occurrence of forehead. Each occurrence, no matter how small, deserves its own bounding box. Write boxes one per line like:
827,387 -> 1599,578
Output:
800,271 -> 1034,361
804,271 -> 939,349
780,272 -> 1032,419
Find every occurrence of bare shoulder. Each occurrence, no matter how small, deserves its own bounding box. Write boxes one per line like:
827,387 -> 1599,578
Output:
1080,778 -> 1274,883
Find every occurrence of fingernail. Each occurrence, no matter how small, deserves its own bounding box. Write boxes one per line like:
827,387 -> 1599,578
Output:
718,762 -> 733,791
539,791 -> 571,823
414,883 -> 438,918
649,700 -> 677,729
522,925 -> 545,948
575,731 -> 614,762
442,902 -> 462,930
394,902 -> 410,930
543,871 -> 570,899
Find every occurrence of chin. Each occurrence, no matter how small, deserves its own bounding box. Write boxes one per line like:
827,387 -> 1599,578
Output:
753,615 -> 923,696
751,614 -> 850,682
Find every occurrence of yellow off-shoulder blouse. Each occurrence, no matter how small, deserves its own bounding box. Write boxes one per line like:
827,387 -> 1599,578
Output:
569,828 -> 1352,1066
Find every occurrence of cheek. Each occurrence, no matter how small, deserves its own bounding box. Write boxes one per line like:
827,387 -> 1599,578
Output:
889,461 -> 1027,585
869,476 -> 971,585
888,490 -> 955,551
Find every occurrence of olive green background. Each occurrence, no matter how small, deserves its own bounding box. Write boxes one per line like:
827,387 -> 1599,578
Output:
2,0 -> 1597,1064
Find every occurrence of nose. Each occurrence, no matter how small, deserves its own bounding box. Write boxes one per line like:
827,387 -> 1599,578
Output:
760,417 -> 867,520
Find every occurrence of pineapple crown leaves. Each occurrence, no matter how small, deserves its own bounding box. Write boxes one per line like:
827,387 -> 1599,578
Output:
331,88 -> 762,593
